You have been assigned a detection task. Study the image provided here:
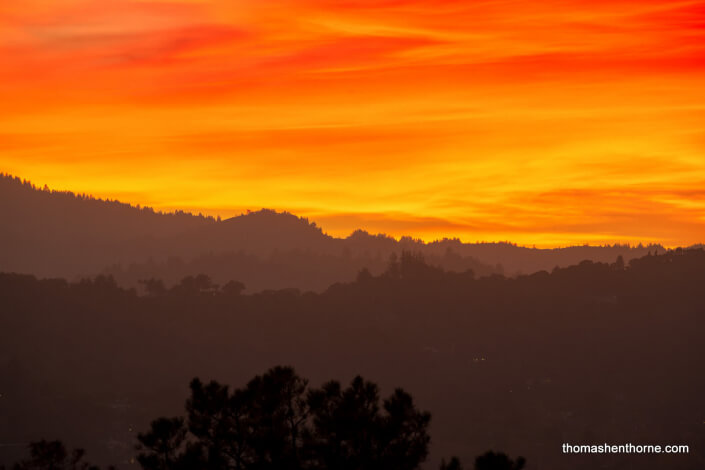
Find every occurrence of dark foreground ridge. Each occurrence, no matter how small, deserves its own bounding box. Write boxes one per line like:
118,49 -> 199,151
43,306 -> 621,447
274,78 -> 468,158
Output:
1,249 -> 703,469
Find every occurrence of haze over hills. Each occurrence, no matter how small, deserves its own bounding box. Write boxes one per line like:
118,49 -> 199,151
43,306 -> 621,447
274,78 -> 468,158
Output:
2,249 -> 704,469
1,173 -> 667,291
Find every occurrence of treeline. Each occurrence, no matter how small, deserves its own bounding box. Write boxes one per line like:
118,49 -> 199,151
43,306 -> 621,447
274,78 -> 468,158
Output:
2,367 -> 525,470
138,366 -> 431,469
2,173 -> 664,286
0,173 -> 218,221
1,249 -> 704,468
103,248 -> 496,294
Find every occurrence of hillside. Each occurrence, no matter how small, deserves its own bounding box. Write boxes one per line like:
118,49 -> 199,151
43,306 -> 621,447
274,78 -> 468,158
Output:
1,174 -> 666,291
1,249 -> 703,469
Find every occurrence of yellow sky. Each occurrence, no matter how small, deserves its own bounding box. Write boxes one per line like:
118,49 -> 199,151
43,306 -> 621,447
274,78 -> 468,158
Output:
1,0 -> 704,246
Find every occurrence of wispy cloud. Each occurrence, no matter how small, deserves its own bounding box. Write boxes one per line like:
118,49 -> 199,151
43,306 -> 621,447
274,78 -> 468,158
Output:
1,0 -> 704,246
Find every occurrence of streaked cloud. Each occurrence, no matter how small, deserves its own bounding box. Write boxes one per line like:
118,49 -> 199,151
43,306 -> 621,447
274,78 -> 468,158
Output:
1,0 -> 704,246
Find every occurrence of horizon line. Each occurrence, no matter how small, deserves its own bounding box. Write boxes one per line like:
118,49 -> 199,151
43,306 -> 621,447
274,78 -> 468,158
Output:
2,172 -> 693,250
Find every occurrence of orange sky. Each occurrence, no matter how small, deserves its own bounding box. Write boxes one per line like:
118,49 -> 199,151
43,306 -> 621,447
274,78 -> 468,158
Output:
1,0 -> 704,247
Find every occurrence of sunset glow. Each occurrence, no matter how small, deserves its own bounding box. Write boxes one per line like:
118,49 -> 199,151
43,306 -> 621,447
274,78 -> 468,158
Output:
2,0 -> 704,246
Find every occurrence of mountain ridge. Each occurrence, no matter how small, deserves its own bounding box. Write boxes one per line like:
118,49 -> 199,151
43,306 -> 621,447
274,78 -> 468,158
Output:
1,173 -> 668,291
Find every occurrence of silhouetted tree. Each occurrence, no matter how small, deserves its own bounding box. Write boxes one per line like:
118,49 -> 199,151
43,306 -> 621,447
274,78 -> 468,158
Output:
614,255 -> 625,270
136,418 -> 191,470
221,280 -> 246,296
474,451 -> 525,470
439,457 -> 463,470
355,268 -> 373,283
186,378 -> 245,469
173,275 -> 218,295
241,366 -> 308,468
386,253 -> 401,279
378,388 -> 431,470
136,367 -> 431,470
307,376 -> 383,469
139,278 -> 167,296
12,440 -> 101,470
399,251 -> 433,279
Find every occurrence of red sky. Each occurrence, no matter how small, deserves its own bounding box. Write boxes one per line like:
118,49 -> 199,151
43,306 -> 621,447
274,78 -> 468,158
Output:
1,0 -> 704,246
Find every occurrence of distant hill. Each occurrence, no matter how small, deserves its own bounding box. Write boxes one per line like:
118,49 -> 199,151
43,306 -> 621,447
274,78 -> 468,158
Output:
0,174 -> 215,278
1,173 -> 667,291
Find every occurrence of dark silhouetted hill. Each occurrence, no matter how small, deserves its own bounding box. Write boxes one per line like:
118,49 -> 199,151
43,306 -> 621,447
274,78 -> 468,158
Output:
0,174 -> 215,278
0,174 -> 668,291
1,249 -> 703,469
